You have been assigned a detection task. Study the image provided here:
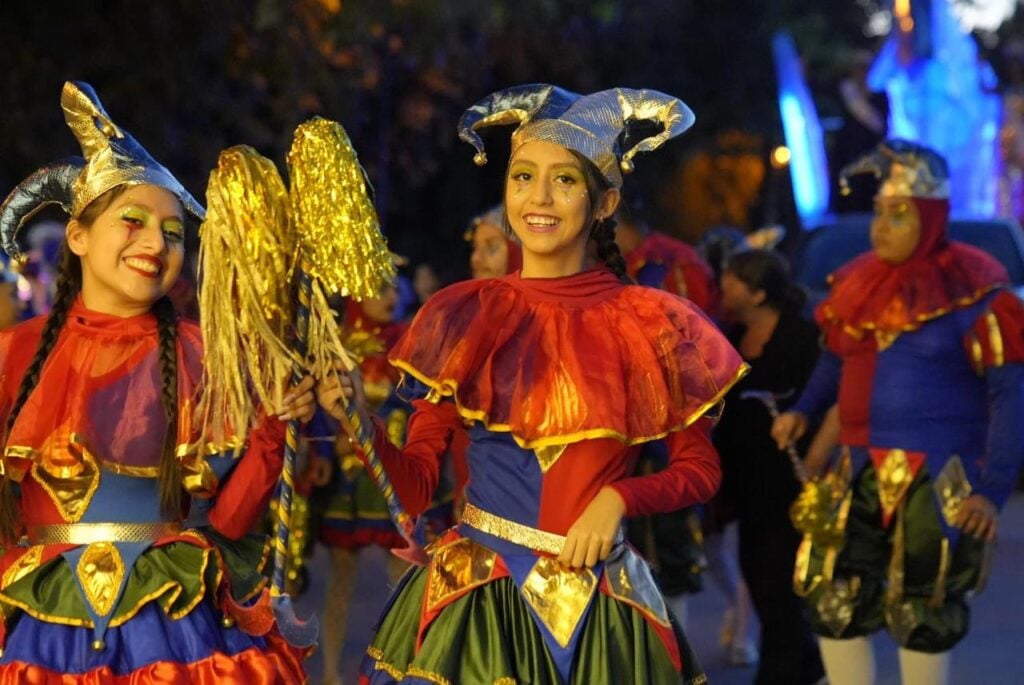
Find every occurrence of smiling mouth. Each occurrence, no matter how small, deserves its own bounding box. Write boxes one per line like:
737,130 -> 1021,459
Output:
124,256 -> 162,278
523,215 -> 560,232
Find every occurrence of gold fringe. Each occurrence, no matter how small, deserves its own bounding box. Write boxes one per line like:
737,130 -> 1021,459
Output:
287,118 -> 395,301
287,119 -> 393,391
196,146 -> 299,447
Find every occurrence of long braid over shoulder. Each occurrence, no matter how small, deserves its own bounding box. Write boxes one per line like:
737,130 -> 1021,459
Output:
153,296 -> 183,520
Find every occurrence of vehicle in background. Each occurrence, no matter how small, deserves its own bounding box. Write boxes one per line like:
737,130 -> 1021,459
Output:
793,213 -> 1024,304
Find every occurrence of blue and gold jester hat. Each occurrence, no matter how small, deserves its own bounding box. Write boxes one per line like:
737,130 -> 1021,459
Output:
457,83 -> 696,189
839,138 -> 950,200
0,81 -> 204,262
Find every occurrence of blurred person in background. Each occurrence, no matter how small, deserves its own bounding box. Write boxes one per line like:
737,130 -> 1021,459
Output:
466,204 -> 522,279
613,189 -> 724,647
714,249 -> 826,684
0,264 -> 26,329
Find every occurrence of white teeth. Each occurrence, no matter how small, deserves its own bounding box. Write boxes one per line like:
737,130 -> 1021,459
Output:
525,216 -> 558,226
125,257 -> 159,274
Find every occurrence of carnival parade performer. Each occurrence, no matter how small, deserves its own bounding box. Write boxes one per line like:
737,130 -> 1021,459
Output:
0,81 -> 313,682
773,139 -> 1024,685
317,83 -> 747,685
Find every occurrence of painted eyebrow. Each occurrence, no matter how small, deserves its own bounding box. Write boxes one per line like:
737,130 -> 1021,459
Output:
117,200 -> 184,223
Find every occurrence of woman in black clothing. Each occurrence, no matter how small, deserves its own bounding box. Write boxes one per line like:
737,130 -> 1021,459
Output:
714,249 -> 826,685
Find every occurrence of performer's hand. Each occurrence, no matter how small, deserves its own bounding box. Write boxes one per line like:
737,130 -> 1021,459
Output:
316,362 -> 367,423
956,494 -> 998,541
277,375 -> 316,423
771,411 -> 808,451
558,486 -> 626,569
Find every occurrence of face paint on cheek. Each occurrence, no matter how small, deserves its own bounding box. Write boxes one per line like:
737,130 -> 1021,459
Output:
562,188 -> 587,204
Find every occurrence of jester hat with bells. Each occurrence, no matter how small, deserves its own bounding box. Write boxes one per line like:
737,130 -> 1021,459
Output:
457,83 -> 696,189
0,81 -> 204,262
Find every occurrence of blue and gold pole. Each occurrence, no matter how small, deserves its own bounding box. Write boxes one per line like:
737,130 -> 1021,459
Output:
269,267 -> 318,647
339,403 -> 423,563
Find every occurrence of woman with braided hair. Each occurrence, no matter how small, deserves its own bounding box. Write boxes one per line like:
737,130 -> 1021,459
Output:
317,84 -> 746,685
0,82 -> 314,682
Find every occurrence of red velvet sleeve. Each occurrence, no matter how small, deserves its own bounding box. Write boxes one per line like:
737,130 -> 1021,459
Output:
367,399 -> 462,516
609,418 -> 721,517
208,415 -> 287,539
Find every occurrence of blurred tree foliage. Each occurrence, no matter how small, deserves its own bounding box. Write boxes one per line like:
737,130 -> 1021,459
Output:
1,0 -> 883,266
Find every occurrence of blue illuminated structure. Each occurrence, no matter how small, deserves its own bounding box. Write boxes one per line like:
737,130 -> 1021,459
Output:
868,0 -> 1001,217
773,31 -> 830,228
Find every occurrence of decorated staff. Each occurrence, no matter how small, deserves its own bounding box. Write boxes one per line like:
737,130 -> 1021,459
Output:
197,119 -> 407,645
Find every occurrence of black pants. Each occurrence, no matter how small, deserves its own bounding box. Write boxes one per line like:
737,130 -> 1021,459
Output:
739,504 -> 825,685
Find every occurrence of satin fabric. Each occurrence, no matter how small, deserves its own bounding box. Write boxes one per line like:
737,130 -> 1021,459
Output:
802,456 -> 987,652
360,565 -> 704,685
818,198 -> 1008,343
389,267 -> 743,449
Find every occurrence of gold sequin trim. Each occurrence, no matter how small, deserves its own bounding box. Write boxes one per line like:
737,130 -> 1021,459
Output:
967,333 -> 985,375
100,461 -> 158,478
28,522 -> 181,546
461,503 -> 566,555
391,360 -> 749,450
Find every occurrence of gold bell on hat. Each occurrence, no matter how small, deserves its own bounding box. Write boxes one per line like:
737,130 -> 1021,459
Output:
91,639 -> 106,652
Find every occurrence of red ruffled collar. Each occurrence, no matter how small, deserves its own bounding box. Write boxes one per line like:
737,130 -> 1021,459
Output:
818,242 -> 1007,347
389,268 -> 746,448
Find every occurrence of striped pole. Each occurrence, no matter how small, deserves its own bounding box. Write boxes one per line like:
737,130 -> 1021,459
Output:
339,405 -> 420,555
269,268 -> 318,647
272,268 -> 311,596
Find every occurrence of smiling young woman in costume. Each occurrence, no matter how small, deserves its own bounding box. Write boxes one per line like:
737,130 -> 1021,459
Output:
319,84 -> 746,685
0,82 -> 314,683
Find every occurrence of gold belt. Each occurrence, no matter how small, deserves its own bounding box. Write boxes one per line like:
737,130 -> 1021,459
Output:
461,503 -> 623,556
27,522 -> 182,546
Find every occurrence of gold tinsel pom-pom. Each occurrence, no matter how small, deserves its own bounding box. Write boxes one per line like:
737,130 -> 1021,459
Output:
287,118 -> 393,382
287,117 -> 395,300
196,145 -> 300,447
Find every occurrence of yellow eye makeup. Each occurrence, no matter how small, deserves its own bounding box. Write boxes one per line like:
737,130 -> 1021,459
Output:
162,220 -> 185,241
120,207 -> 149,225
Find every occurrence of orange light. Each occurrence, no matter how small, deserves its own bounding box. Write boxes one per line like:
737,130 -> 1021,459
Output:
771,146 -> 791,168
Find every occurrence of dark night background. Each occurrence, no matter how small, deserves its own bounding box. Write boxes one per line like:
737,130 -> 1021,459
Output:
3,1 -> 1023,281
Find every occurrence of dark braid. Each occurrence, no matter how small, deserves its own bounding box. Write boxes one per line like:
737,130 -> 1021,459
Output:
0,248 -> 81,543
563,150 -> 630,280
591,216 -> 628,280
153,296 -> 183,520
